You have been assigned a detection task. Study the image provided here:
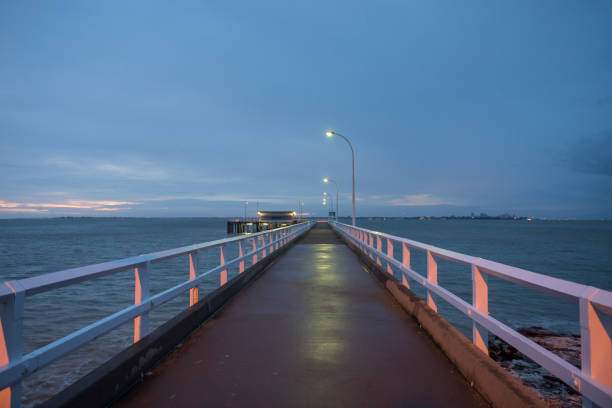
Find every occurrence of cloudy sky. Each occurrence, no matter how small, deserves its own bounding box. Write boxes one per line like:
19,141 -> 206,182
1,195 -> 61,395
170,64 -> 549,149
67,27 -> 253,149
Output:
1,1 -> 611,218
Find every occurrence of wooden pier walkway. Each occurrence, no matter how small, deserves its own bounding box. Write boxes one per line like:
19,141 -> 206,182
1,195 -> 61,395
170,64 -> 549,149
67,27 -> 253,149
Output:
116,222 -> 486,407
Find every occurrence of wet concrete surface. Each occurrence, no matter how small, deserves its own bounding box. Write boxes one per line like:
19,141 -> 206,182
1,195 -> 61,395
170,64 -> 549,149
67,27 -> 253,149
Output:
116,223 -> 488,407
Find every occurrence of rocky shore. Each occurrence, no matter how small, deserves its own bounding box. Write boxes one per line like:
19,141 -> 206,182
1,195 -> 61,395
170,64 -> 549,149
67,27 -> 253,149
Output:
488,326 -> 581,408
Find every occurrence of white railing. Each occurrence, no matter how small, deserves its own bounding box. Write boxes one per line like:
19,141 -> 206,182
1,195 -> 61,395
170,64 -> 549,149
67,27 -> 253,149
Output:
0,221 -> 315,407
330,221 -> 612,408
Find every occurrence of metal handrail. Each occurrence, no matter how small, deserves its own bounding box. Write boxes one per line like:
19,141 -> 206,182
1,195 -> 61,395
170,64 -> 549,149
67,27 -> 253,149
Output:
0,221 -> 315,407
330,220 -> 611,407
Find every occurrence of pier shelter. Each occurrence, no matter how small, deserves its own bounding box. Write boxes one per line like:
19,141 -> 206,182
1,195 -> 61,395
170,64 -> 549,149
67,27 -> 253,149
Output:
227,210 -> 298,233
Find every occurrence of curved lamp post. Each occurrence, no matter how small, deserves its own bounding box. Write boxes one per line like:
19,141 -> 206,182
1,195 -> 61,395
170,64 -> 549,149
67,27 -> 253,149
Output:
326,130 -> 355,225
323,178 -> 338,221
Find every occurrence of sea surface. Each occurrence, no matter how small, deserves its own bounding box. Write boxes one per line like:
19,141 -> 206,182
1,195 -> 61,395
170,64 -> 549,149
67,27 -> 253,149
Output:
1,217 -> 611,406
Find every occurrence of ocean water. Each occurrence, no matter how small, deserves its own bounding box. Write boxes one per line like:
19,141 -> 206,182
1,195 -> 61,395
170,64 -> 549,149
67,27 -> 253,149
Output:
1,217 -> 611,406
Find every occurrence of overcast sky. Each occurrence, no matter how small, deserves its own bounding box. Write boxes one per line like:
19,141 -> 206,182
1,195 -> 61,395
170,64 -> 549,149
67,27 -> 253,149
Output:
1,1 -> 611,219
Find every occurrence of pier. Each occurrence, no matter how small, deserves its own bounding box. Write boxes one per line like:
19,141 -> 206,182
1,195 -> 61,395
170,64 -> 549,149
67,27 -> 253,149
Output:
116,222 -> 486,407
1,221 -> 611,407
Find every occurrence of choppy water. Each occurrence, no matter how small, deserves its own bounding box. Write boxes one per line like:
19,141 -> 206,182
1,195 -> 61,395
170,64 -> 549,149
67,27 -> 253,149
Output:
1,217 -> 611,406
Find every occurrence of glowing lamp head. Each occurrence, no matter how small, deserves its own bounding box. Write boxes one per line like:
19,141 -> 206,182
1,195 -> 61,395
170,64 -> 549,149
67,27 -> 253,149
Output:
325,131 -> 334,137
323,178 -> 328,183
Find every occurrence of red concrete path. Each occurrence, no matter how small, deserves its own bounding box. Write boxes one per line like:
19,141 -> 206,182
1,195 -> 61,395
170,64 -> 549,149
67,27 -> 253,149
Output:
116,223 -> 487,407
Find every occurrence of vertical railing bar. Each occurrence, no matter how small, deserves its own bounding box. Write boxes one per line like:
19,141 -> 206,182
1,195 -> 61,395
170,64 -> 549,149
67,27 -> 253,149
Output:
220,245 -> 227,286
402,242 -> 410,288
580,286 -> 612,402
133,261 -> 150,343
189,250 -> 199,306
386,238 -> 394,276
238,241 -> 245,274
261,235 -> 267,258
252,237 -> 258,264
427,251 -> 438,312
0,281 -> 24,408
472,264 -> 489,354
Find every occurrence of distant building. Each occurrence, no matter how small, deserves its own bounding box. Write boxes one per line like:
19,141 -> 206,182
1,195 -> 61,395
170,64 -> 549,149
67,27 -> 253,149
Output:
258,210 -> 296,222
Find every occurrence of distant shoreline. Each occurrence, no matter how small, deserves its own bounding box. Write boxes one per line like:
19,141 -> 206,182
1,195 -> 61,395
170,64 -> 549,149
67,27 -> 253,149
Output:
1,216 -> 611,221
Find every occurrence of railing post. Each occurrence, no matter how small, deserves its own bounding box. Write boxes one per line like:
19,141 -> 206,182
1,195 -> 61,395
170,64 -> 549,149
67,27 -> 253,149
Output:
238,241 -> 245,273
402,243 -> 410,288
472,264 -> 488,354
252,238 -> 258,264
189,251 -> 199,306
0,281 -> 24,408
361,231 -> 366,252
368,233 -> 374,260
376,235 -> 382,266
426,251 -> 437,312
134,261 -> 150,343
220,245 -> 227,286
580,287 -> 612,396
386,238 -> 394,276
261,235 -> 267,258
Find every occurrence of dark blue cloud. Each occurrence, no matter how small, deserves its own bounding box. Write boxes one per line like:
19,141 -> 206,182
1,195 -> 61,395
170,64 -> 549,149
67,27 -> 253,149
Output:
569,131 -> 612,176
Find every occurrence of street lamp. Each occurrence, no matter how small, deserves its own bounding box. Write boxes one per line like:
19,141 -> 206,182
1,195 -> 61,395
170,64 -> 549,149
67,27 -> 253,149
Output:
244,201 -> 248,221
326,130 -> 356,225
323,178 -> 338,221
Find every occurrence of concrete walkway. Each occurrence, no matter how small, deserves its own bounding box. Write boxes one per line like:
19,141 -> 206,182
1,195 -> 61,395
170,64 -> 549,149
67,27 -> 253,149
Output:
117,223 -> 487,407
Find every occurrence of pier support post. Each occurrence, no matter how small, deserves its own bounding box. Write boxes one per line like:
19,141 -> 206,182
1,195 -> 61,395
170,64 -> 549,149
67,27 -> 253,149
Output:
426,251 -> 437,312
189,251 -> 199,306
472,265 -> 488,354
134,261 -> 150,343
386,238 -> 394,276
0,281 -> 24,408
402,243 -> 410,288
220,246 -> 227,286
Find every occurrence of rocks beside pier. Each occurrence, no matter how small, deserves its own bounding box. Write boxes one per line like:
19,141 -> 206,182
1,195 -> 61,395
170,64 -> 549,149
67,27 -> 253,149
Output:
488,327 -> 581,408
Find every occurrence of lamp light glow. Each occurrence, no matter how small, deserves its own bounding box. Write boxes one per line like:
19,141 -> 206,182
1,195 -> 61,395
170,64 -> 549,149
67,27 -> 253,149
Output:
326,131 -> 334,137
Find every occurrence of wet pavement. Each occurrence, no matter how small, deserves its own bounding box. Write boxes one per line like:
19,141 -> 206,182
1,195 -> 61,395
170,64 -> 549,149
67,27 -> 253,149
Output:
116,222 -> 487,407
